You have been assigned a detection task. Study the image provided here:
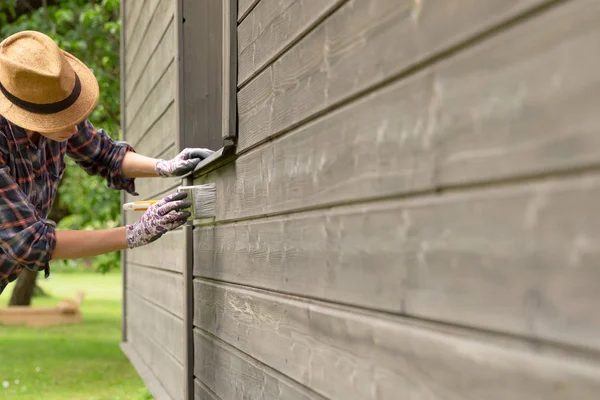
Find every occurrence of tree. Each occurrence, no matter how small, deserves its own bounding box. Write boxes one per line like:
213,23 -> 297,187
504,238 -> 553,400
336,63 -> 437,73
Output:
1,0 -> 122,305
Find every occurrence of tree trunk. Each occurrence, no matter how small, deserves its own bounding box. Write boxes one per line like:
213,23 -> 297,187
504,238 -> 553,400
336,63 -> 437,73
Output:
8,269 -> 39,306
8,187 -> 70,306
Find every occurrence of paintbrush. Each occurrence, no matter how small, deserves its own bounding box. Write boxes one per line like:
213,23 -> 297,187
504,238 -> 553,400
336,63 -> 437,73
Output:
122,183 -> 216,219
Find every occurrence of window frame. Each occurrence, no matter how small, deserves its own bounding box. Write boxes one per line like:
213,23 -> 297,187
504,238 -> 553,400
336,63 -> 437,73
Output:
177,0 -> 237,178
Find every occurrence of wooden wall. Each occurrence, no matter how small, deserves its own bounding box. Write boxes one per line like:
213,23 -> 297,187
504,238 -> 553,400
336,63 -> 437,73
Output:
121,1 -> 186,399
190,0 -> 600,399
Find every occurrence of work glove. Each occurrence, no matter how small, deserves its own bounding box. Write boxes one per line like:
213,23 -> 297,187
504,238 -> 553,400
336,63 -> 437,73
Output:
155,148 -> 214,177
125,192 -> 191,248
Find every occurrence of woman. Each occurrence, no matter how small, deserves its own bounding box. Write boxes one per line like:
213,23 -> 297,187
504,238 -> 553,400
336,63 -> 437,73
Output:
0,30 -> 213,294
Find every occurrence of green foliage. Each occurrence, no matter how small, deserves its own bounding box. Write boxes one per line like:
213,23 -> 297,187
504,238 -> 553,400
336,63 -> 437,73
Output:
0,1 -> 17,26
1,0 -> 123,272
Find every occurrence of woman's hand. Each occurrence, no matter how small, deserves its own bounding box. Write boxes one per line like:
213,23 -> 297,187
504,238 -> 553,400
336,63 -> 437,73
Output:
125,192 -> 191,248
154,148 -> 214,177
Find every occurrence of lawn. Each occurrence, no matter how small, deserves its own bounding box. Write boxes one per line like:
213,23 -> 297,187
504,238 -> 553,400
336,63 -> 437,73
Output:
0,270 -> 153,400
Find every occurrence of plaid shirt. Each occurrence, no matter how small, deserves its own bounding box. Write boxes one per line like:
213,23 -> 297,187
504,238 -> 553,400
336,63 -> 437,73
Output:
0,115 -> 137,295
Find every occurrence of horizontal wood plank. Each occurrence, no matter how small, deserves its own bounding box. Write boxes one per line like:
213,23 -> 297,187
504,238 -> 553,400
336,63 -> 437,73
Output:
194,279 -> 600,400
127,60 -> 176,141
130,101 -> 176,156
126,0 -> 160,68
237,0 -> 552,151
127,323 -> 183,400
195,173 -> 600,352
124,0 -> 145,43
127,291 -> 184,363
126,229 -> 184,273
126,264 -> 184,318
202,0 -> 600,221
238,0 -> 261,22
237,0 -> 344,86
121,342 -> 173,400
194,328 -> 325,400
126,0 -> 175,97
195,379 -> 222,400
126,19 -> 175,122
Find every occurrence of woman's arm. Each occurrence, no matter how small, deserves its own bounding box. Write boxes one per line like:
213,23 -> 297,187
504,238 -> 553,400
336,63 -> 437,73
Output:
121,151 -> 160,178
52,227 -> 128,259
67,120 -> 214,182
122,148 -> 215,178
53,192 -> 192,259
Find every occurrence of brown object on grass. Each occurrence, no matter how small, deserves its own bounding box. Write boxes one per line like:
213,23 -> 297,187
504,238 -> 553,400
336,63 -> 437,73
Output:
0,291 -> 84,327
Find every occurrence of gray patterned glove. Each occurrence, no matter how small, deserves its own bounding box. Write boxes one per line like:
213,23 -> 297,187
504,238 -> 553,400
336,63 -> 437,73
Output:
125,192 -> 191,248
155,148 -> 214,177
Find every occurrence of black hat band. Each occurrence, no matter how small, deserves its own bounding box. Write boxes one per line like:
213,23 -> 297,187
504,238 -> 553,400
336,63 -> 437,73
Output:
0,72 -> 81,115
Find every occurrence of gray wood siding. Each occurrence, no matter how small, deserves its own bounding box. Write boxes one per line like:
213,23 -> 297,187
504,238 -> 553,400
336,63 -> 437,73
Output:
236,0 -> 344,86
121,0 -> 600,398
194,328 -> 325,400
126,264 -> 184,318
194,380 -> 222,400
189,0 -> 600,398
194,174 -> 600,351
122,1 -> 185,399
236,0 -> 554,152
192,279 -> 600,400
127,230 -> 185,273
205,0 -> 600,222
127,323 -> 184,400
127,291 -> 185,362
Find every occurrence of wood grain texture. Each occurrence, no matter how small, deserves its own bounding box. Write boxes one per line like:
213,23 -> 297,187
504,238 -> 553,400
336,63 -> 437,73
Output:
126,19 -> 175,121
126,0 -> 160,72
433,0 -> 600,186
194,328 -> 325,400
127,291 -> 184,363
194,173 -> 600,352
202,0 -> 600,222
126,264 -> 184,318
237,0 -> 343,86
238,0 -> 261,22
126,229 -> 184,273
193,279 -> 600,400
124,0 -> 145,43
130,101 -> 176,157
121,343 -> 173,400
237,0 -> 551,151
127,60 -> 176,142
127,324 -> 183,400
194,380 -> 222,400
126,0 -> 174,98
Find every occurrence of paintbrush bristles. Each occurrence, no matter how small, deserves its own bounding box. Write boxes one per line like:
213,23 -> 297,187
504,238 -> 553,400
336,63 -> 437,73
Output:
177,183 -> 216,219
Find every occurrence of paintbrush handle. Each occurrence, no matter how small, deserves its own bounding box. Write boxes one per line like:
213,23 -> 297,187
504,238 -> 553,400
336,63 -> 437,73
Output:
122,200 -> 159,212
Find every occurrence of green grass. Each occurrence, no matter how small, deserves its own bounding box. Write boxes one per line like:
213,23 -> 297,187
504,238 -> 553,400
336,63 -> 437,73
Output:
0,271 -> 153,400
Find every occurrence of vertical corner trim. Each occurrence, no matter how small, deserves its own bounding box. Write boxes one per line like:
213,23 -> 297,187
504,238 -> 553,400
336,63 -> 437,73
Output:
222,0 -> 238,142
175,0 -> 186,152
119,0 -> 128,345
182,175 -> 195,400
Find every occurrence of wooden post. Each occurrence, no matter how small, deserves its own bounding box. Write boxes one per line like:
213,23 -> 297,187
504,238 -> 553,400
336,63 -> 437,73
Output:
222,0 -> 238,143
183,177 -> 195,400
119,0 -> 128,345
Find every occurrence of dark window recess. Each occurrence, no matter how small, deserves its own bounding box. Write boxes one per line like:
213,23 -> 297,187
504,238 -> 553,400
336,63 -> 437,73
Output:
181,0 -> 237,152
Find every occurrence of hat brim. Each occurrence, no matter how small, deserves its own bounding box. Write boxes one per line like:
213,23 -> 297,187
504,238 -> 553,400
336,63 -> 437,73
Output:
0,50 -> 99,133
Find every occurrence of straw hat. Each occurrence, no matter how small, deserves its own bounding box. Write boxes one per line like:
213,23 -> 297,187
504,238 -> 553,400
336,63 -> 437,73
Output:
0,30 -> 99,132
